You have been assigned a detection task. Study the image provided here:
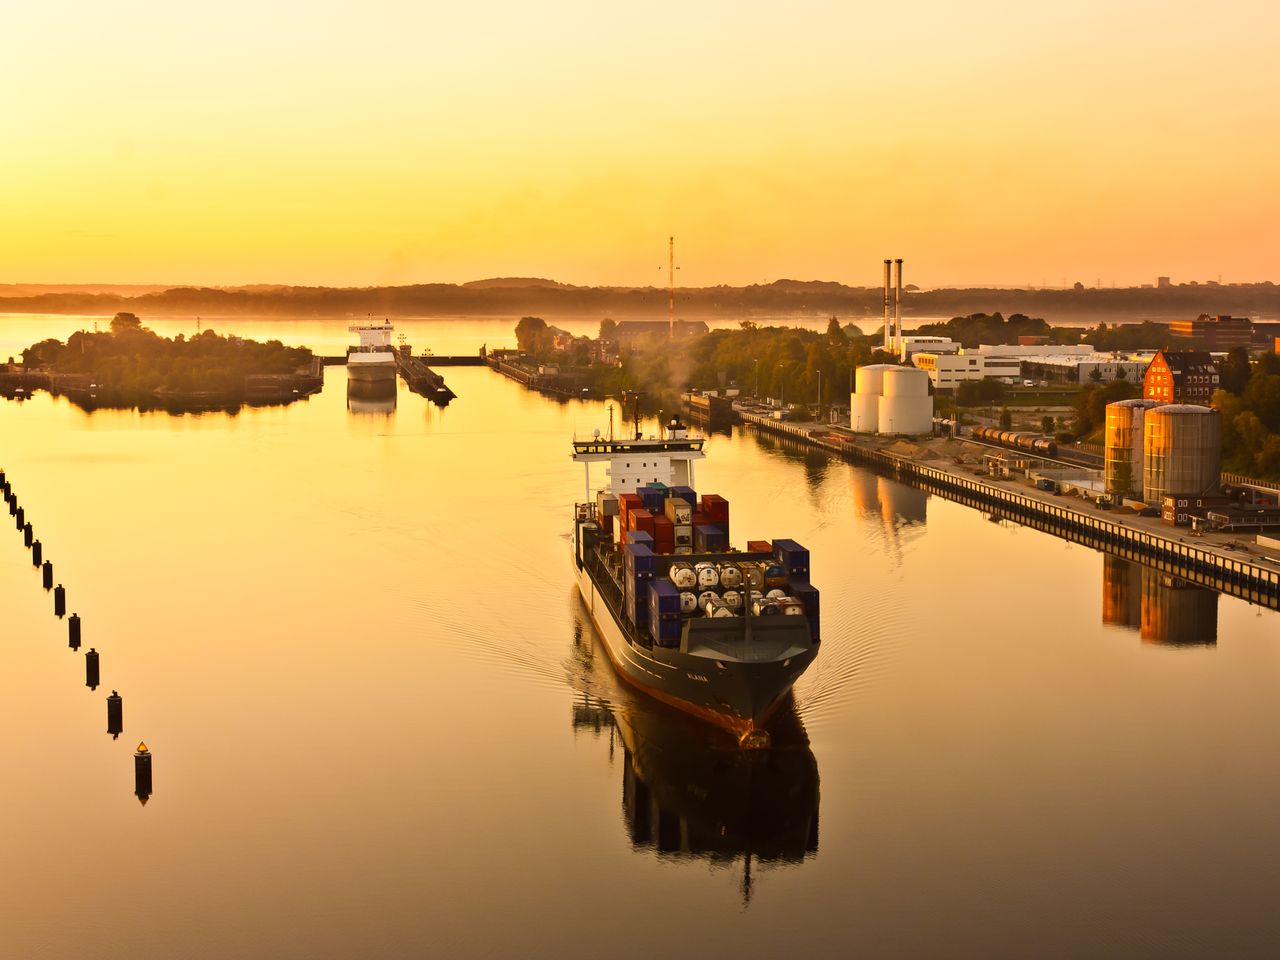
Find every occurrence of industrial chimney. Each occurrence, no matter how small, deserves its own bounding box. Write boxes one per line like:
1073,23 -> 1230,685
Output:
894,259 -> 904,356
882,259 -> 892,351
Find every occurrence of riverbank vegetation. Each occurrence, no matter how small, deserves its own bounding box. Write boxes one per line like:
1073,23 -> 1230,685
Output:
1212,350 -> 1280,478
514,316 -> 893,411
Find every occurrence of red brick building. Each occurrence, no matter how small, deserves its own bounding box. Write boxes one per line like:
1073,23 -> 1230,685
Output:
1143,350 -> 1218,405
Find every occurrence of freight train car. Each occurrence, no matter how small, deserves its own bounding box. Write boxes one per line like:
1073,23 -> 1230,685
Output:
970,426 -> 1058,457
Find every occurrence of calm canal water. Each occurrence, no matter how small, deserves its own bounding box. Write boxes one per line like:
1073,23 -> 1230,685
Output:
2,315 -> 1279,959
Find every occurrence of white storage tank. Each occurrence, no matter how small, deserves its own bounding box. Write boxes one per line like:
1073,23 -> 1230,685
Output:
878,395 -> 933,435
851,393 -> 879,433
881,366 -> 930,398
1104,398 -> 1162,497
855,363 -> 897,396
1142,404 -> 1222,504
876,367 -> 933,436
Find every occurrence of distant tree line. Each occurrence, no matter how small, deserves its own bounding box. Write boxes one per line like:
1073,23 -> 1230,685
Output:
3,280 -> 1278,319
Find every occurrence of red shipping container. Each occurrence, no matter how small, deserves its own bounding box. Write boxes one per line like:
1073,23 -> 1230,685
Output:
654,539 -> 675,555
701,494 -> 729,515
630,508 -> 656,535
747,539 -> 772,553
653,515 -> 674,537
620,493 -> 643,510
691,511 -> 709,527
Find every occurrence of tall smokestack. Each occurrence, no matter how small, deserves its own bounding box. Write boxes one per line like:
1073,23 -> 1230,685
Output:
894,258 -> 904,357
882,259 -> 892,351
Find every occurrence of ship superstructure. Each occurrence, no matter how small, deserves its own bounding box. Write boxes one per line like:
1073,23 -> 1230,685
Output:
347,320 -> 396,383
572,412 -> 819,746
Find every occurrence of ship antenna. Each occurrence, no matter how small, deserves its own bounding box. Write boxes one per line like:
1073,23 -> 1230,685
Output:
608,403 -> 614,442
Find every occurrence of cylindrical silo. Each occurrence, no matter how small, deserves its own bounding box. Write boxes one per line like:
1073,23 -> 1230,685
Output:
1142,405 -> 1221,504
878,367 -> 933,435
854,364 -> 896,396
1104,398 -> 1162,497
851,393 -> 879,432
881,366 -> 930,398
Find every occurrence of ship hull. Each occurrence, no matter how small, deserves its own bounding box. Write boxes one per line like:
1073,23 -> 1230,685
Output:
347,358 -> 396,383
575,562 -> 816,740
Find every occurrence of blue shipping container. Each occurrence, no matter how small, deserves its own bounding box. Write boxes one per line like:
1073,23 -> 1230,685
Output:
624,542 -> 656,574
668,485 -> 698,507
787,579 -> 820,640
773,539 -> 811,578
693,524 -> 728,553
647,580 -> 682,613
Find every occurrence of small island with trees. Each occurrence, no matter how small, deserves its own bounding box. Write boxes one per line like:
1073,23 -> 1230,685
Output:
3,313 -> 322,410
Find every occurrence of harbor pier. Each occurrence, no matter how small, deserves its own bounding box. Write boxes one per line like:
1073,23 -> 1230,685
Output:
737,408 -> 1280,610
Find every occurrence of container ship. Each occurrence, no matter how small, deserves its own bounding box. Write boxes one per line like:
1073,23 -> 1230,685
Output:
572,414 -> 820,747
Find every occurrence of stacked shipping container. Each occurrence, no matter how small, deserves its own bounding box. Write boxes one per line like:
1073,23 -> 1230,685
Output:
599,485 -> 818,645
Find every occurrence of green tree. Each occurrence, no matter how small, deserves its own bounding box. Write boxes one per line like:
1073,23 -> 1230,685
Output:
1041,415 -> 1054,434
598,318 -> 617,341
999,407 -> 1013,430
110,312 -> 142,334
1219,346 -> 1252,395
825,316 -> 847,341
1088,367 -> 1103,382
515,316 -> 551,357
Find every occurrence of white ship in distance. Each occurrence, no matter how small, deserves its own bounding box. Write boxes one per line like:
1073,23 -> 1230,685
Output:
347,319 -> 396,383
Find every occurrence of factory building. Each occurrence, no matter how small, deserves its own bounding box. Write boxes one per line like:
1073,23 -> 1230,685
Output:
913,352 -> 1021,390
970,344 -> 1094,359
1143,350 -> 1218,405
1021,353 -> 1150,385
1168,314 -> 1253,350
896,336 -> 959,360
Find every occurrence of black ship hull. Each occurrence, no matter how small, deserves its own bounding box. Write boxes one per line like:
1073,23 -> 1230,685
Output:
575,558 -> 817,742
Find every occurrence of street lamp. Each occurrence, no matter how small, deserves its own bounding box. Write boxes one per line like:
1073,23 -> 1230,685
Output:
752,359 -> 759,398
777,362 -> 786,407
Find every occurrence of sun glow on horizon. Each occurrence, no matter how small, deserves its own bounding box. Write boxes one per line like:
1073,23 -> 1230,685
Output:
3,0 -> 1277,288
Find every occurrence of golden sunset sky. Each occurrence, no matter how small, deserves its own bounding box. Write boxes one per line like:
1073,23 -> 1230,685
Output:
3,1 -> 1276,288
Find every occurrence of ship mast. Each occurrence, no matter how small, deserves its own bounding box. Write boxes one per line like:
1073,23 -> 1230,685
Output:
668,236 -> 675,339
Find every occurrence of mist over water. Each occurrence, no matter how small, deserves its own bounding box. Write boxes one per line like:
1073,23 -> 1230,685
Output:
1,316 -> 1278,959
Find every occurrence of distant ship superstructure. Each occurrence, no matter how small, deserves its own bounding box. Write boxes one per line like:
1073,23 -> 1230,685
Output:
347,320 -> 396,383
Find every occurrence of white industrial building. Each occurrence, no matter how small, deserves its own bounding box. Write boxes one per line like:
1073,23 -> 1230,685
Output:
897,336 -> 959,360
913,352 -> 1023,390
969,344 -> 1094,358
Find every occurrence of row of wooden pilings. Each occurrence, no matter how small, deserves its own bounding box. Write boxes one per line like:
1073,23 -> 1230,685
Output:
739,412 -> 1280,610
1,469 -> 153,803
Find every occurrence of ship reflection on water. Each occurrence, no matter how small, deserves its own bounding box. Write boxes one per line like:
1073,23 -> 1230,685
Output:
345,378 -> 396,415
569,614 -> 819,903
1101,554 -> 1218,646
